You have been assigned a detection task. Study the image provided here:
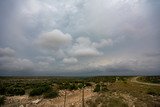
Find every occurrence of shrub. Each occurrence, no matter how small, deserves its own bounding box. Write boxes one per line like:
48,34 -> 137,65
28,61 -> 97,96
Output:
43,90 -> 59,98
29,85 -> 52,96
0,85 -> 6,95
6,87 -> 25,96
147,88 -> 160,96
0,95 -> 5,105
59,83 -> 69,90
139,76 -> 160,84
29,88 -> 43,96
101,85 -> 109,92
93,84 -> 109,93
85,82 -> 92,87
40,85 -> 52,92
78,83 -> 84,89
94,84 -> 101,92
68,84 -> 78,90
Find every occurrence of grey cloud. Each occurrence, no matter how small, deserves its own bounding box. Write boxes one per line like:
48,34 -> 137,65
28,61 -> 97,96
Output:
144,52 -> 160,57
72,48 -> 101,57
69,37 -> 102,57
36,56 -> 55,64
0,0 -> 160,75
0,47 -> 34,71
0,47 -> 15,57
87,55 -> 160,74
63,57 -> 78,64
92,39 -> 113,48
36,29 -> 72,50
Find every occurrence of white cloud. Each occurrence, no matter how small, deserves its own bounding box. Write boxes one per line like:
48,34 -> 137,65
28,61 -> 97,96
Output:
72,47 -> 101,57
92,39 -> 113,48
69,37 -> 102,57
76,37 -> 92,46
36,29 -> 72,49
63,57 -> 78,64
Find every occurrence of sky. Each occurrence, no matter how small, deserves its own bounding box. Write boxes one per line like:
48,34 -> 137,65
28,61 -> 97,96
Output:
0,0 -> 160,76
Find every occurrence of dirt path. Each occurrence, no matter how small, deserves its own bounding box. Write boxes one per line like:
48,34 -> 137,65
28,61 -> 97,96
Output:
131,77 -> 160,86
38,87 -> 95,107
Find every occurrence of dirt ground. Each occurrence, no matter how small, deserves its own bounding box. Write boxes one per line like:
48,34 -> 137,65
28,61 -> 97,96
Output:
2,87 -> 96,107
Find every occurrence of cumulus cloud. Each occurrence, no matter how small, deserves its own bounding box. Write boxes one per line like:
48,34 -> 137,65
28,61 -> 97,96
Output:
0,47 -> 34,71
72,48 -> 101,57
9,58 -> 34,71
69,37 -> 102,57
36,29 -> 72,49
0,0 -> 160,75
36,56 -> 55,64
0,56 -> 34,71
63,57 -> 78,64
92,39 -> 113,48
0,47 -> 15,57
37,61 -> 50,71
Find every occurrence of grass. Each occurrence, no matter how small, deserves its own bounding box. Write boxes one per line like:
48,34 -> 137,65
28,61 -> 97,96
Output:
146,88 -> 160,96
86,93 -> 128,107
105,98 -> 128,107
107,81 -> 160,106
138,76 -> 160,84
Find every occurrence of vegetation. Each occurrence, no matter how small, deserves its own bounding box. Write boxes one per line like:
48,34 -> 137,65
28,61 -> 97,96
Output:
43,90 -> 59,98
0,95 -> 5,105
139,76 -> 160,84
6,87 -> 25,96
106,98 -> 128,107
94,84 -> 101,92
29,88 -> 44,96
0,83 -> 25,96
59,82 -> 87,90
86,76 -> 116,83
0,76 -> 160,106
146,88 -> 160,96
29,85 -> 52,96
29,84 -> 59,99
94,84 -> 109,92
86,94 -> 128,107
0,85 -> 6,95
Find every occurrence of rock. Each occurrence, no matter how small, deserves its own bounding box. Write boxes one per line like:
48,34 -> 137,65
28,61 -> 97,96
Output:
26,104 -> 29,107
19,105 -> 24,107
32,99 -> 42,104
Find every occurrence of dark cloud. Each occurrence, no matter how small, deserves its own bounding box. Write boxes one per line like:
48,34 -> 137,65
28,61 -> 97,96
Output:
0,0 -> 160,75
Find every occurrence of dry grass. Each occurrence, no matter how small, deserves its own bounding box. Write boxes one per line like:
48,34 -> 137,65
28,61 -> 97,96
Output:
106,81 -> 160,107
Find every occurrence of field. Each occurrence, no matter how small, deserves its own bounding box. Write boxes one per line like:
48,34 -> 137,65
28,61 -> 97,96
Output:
0,76 -> 160,107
